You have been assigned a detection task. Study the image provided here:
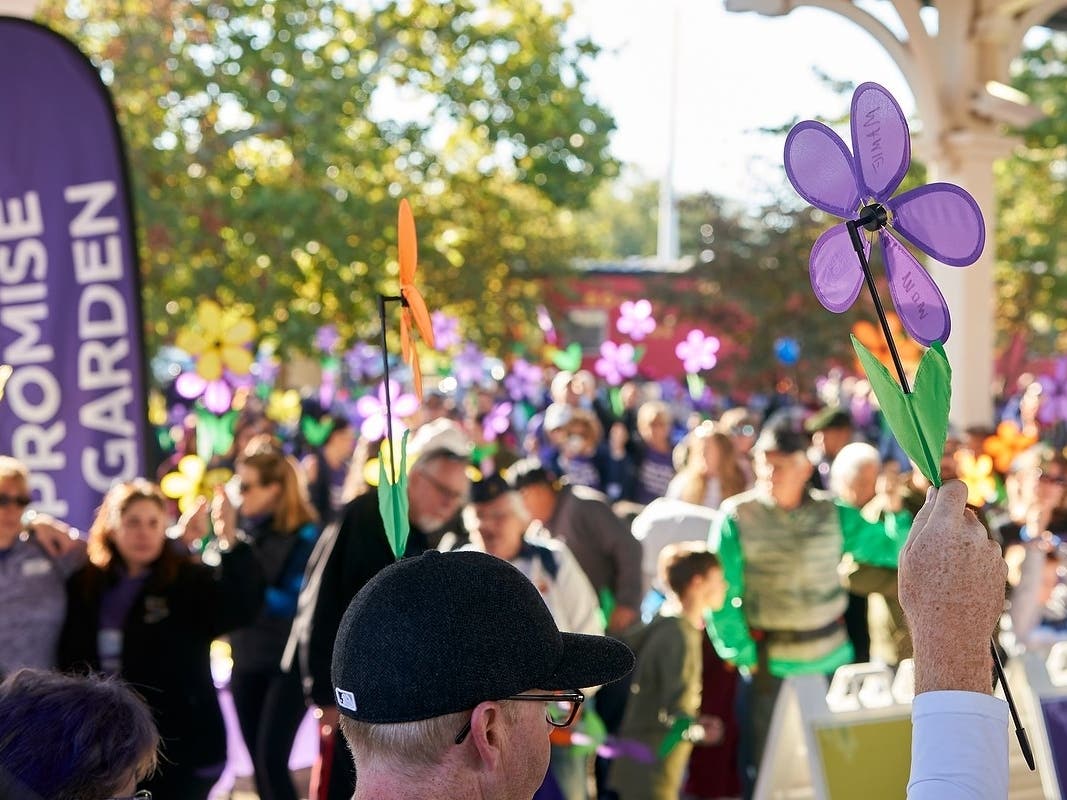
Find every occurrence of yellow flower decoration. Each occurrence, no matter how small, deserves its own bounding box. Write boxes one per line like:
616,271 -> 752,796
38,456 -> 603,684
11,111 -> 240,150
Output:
160,455 -> 232,513
266,389 -> 302,426
955,450 -> 997,507
148,390 -> 168,427
175,299 -> 257,381
983,421 -> 1038,476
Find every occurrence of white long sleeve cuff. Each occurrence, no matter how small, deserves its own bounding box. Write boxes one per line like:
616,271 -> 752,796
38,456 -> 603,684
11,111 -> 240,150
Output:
908,691 -> 1009,799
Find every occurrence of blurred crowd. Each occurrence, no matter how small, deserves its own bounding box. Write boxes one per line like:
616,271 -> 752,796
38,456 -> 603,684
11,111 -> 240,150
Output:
2,363 -> 1066,800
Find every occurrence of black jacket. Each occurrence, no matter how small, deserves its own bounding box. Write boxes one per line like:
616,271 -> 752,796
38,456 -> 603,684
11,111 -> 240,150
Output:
58,543 -> 263,771
284,488 -> 462,707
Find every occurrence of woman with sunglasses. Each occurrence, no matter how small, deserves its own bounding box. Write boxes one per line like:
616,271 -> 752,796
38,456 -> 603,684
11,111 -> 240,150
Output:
0,456 -> 84,678
227,435 -> 320,800
58,479 -> 263,799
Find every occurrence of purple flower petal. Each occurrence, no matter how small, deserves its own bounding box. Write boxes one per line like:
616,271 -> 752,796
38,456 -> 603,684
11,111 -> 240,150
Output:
881,232 -> 951,346
809,222 -> 867,313
203,380 -> 233,414
850,82 -> 910,203
784,121 -> 861,218
176,371 -> 207,399
887,183 -> 985,266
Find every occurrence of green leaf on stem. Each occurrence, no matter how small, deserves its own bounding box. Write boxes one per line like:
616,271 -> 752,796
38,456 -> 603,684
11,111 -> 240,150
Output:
851,336 -> 950,487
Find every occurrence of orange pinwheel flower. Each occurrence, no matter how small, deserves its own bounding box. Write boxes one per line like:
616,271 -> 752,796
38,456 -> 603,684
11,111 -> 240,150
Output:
397,199 -> 435,399
983,421 -> 1038,475
851,313 -> 923,377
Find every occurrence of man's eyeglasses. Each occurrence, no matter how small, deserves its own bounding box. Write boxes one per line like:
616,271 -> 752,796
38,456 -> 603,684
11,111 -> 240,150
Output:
420,470 -> 469,505
108,792 -> 151,800
454,690 -> 584,744
0,494 -> 31,508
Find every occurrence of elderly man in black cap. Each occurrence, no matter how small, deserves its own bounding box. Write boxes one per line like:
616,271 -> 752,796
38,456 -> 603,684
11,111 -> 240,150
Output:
330,549 -> 635,800
464,473 -> 604,799
283,418 -> 475,800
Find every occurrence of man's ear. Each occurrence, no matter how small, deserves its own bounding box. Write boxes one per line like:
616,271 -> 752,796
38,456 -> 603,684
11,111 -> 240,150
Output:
466,701 -> 507,772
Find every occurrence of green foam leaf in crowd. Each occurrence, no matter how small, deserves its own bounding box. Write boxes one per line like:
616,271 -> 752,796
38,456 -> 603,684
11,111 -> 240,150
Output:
851,336 -> 951,487
551,343 -> 582,372
658,716 -> 693,758
195,407 -> 238,459
378,430 -> 411,560
301,414 -> 335,448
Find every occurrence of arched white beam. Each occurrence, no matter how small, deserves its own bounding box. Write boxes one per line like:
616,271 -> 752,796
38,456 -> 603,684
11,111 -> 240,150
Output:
1016,0 -> 1067,44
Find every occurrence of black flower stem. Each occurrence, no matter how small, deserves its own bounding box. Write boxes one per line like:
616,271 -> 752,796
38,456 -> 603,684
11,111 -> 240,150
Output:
377,293 -> 402,481
846,219 -> 910,394
846,216 -> 1035,772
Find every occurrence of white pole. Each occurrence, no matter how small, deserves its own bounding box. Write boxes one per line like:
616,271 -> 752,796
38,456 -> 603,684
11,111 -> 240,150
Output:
656,2 -> 680,262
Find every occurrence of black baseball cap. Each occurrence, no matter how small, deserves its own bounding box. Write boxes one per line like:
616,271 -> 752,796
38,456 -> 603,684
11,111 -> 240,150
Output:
753,411 -> 812,455
469,472 -> 512,504
503,458 -> 558,490
331,550 -> 635,723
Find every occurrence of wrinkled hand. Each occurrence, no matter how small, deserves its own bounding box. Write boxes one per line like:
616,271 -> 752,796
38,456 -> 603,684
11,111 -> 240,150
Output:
28,513 -> 79,557
211,487 -> 238,548
898,480 -> 1006,695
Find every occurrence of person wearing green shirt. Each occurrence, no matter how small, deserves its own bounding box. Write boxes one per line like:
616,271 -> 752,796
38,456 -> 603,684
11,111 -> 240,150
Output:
706,414 -> 912,784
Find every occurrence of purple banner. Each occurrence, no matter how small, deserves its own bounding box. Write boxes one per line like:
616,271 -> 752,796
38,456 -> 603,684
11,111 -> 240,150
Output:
0,18 -> 148,531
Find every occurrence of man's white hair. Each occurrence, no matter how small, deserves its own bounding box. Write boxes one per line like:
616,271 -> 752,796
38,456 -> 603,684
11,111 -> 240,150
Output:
828,442 -> 881,498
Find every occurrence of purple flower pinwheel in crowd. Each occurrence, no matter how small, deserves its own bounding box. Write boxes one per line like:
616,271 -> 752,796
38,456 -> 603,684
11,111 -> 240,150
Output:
253,345 -> 279,386
320,361 -> 338,409
616,299 -> 656,341
315,324 -> 341,354
175,371 -> 233,415
431,311 -> 462,351
504,358 -> 543,403
453,342 -> 486,387
783,82 -> 985,346
595,341 -> 637,386
345,342 -> 382,383
536,304 -> 558,345
356,380 -> 418,441
675,330 -> 720,374
1039,357 -> 1067,425
483,402 -> 513,442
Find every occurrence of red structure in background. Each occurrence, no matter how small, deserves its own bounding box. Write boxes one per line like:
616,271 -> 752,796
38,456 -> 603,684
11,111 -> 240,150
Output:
541,258 -> 747,384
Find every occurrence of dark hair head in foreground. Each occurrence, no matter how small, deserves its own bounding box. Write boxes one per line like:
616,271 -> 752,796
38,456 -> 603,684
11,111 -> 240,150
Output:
0,669 -> 158,800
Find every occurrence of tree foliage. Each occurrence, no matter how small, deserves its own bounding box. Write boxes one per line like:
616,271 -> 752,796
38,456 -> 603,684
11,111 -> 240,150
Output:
36,0 -> 618,355
998,32 -> 1067,355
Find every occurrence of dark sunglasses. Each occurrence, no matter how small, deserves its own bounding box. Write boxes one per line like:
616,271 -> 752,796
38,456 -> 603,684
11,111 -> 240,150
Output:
0,494 -> 31,508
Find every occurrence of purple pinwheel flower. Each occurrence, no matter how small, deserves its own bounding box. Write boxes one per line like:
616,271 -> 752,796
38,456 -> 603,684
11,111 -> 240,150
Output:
453,343 -> 486,387
315,324 -> 341,354
1039,357 -> 1067,425
504,358 -> 544,403
483,402 -> 513,441
431,311 -> 462,351
675,330 -> 720,374
253,346 -> 279,386
355,380 -> 418,441
616,299 -> 656,341
345,342 -> 383,383
536,304 -> 558,345
175,371 -> 234,415
784,82 -> 985,346
595,341 -> 638,386
320,362 -> 338,409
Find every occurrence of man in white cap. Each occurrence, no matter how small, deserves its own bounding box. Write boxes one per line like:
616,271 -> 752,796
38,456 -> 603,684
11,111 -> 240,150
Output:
283,418 -> 474,800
